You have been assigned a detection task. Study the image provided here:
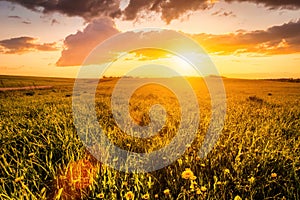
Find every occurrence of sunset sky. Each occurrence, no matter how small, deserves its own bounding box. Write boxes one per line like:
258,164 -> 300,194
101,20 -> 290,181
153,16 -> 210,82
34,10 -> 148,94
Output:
0,0 -> 299,78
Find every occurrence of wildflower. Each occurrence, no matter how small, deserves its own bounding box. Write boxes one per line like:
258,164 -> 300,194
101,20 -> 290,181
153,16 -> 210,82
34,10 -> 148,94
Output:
182,168 -> 194,180
234,195 -> 242,200
271,173 -> 277,178
154,194 -> 159,198
96,193 -> 104,199
249,177 -> 255,184
164,189 -> 170,196
196,189 -> 201,195
224,169 -> 230,174
142,193 -> 150,199
125,191 -> 134,200
200,186 -> 207,192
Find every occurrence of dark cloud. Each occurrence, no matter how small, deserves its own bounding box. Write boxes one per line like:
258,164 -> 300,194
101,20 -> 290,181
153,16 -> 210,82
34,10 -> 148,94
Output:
8,15 -> 21,19
2,0 -> 299,24
56,18 -> 119,66
2,0 -> 121,21
0,36 -> 58,54
8,14 -> 31,24
190,19 -> 300,55
225,0 -> 300,9
51,19 -> 59,26
123,0 -> 213,24
22,21 -> 31,24
211,9 -> 236,17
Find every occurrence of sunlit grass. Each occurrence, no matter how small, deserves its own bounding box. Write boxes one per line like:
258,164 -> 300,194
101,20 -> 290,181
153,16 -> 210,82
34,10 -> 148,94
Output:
0,75 -> 299,199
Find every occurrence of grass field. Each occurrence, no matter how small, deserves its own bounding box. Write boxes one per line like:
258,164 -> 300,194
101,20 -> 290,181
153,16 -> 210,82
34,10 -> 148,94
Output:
0,75 -> 299,199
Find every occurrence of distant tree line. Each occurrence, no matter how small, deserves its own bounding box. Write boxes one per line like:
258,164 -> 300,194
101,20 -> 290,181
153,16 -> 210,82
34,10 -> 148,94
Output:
265,78 -> 300,83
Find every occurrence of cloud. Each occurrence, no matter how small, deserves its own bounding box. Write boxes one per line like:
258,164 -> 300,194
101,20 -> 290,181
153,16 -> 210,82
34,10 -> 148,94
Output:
8,14 -> 31,24
8,15 -> 21,19
224,0 -> 300,10
2,0 -> 299,24
3,0 -> 212,23
56,18 -> 300,67
190,19 -> 300,55
56,18 -> 119,66
122,0 -> 213,24
57,27 -> 210,66
3,0 -> 121,21
127,48 -> 171,61
22,21 -> 31,24
0,36 -> 58,54
211,9 -> 236,17
51,19 -> 59,26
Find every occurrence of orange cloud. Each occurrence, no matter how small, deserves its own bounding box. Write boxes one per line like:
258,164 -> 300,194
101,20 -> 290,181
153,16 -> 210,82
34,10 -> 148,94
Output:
0,36 -> 58,54
56,19 -> 300,67
56,18 -> 119,66
225,0 -> 300,10
190,19 -> 300,55
128,49 -> 171,61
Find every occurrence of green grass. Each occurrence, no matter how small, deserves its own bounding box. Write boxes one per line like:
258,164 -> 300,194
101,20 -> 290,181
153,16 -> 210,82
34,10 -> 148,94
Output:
0,75 -> 299,199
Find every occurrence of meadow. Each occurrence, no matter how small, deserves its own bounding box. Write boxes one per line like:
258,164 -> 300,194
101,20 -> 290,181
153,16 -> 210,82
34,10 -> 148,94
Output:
0,75 -> 299,199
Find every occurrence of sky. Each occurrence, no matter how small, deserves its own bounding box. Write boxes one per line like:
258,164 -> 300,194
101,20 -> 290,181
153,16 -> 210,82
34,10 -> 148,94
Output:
0,0 -> 299,79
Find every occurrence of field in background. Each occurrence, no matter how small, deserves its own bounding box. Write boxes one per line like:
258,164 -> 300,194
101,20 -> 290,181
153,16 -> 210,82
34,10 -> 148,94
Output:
0,75 -> 299,199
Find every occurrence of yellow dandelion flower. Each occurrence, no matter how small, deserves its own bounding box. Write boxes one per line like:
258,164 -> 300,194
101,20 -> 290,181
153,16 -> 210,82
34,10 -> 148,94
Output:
234,195 -> 242,200
271,173 -> 277,178
196,188 -> 201,195
200,186 -> 207,192
224,169 -> 230,174
96,193 -> 104,199
154,194 -> 159,198
164,189 -> 170,195
182,168 -> 194,180
125,191 -> 134,200
142,193 -> 150,199
249,177 -> 255,184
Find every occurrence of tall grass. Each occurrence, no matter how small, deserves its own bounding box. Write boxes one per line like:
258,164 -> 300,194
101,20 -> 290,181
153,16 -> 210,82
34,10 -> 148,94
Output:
0,76 -> 299,199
